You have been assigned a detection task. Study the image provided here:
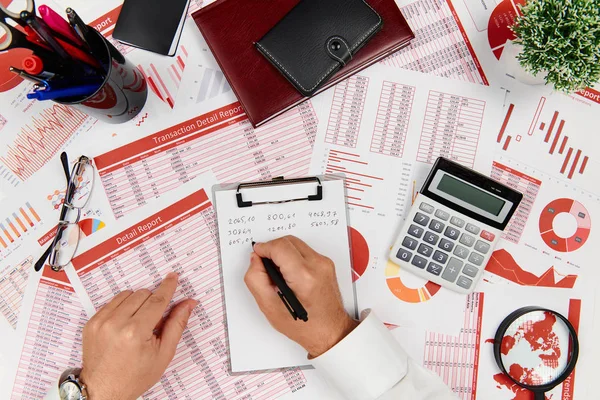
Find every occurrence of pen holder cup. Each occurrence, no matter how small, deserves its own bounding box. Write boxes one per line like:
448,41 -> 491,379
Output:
54,28 -> 147,124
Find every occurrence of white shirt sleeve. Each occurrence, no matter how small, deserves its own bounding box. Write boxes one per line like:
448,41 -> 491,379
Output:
310,310 -> 458,400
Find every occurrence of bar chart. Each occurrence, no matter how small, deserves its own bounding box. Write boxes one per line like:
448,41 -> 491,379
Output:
497,103 -> 590,180
0,202 -> 41,259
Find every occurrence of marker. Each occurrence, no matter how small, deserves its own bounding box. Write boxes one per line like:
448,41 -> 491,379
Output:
38,5 -> 85,46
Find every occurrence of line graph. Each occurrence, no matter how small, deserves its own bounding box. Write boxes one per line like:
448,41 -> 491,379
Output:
0,105 -> 88,181
485,249 -> 577,288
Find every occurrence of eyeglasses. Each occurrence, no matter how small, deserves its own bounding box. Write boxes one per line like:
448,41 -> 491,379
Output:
35,153 -> 95,272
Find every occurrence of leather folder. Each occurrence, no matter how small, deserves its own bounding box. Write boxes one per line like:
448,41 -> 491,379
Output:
192,0 -> 414,128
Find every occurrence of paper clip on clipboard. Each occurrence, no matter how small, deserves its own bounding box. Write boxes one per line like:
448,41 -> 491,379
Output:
236,176 -> 323,208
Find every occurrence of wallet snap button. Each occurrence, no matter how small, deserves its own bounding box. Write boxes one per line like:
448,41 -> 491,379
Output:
330,41 -> 342,51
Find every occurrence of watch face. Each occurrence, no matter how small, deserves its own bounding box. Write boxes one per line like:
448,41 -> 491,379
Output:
59,381 -> 81,400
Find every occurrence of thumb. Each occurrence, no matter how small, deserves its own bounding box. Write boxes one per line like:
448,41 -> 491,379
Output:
159,299 -> 197,359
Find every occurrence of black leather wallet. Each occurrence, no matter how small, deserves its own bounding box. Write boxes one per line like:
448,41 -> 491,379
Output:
255,0 -> 383,97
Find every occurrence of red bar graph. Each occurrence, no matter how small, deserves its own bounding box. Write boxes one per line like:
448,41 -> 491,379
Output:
325,150 -> 382,210
498,106 -> 589,180
497,104 -> 514,143
549,120 -> 565,154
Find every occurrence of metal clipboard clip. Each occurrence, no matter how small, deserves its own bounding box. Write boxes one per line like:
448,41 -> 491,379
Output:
236,176 -> 323,208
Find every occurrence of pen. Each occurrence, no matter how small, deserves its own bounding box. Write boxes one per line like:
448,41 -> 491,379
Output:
38,5 -> 85,46
26,83 -> 100,101
20,11 -> 72,61
252,241 -> 308,322
9,66 -> 51,85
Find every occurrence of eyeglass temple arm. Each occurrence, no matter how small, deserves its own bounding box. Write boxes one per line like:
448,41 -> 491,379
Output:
60,152 -> 71,181
34,206 -> 70,272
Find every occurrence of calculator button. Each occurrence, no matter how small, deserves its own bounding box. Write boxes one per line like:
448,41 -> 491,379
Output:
456,276 -> 473,290
432,250 -> 448,264
417,243 -> 433,257
462,264 -> 479,278
442,258 -> 463,283
434,209 -> 450,221
468,252 -> 485,266
396,248 -> 412,262
453,245 -> 469,259
408,224 -> 424,238
419,202 -> 435,214
429,220 -> 445,233
412,255 -> 427,269
438,238 -> 454,252
480,230 -> 495,242
423,231 -> 439,245
402,237 -> 418,250
413,212 -> 430,226
459,233 -> 475,247
427,262 -> 443,276
444,226 -> 460,240
474,240 -> 491,254
465,223 -> 480,235
450,216 -> 465,228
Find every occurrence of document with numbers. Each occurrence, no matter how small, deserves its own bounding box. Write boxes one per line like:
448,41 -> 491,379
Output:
215,178 -> 355,372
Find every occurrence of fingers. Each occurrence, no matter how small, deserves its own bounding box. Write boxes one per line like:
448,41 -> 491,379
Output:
113,288 -> 153,319
92,290 -> 133,321
134,272 -> 179,330
158,299 -> 198,361
244,253 -> 278,302
253,237 -> 308,281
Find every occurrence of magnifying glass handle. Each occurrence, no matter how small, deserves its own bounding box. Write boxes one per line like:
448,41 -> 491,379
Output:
534,391 -> 546,400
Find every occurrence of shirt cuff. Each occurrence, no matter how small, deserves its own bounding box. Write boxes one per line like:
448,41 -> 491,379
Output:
310,310 -> 408,400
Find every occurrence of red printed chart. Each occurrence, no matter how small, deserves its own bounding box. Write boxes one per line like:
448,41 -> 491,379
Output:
370,82 -> 416,158
417,91 -> 485,167
382,0 -> 488,85
0,257 -> 31,329
325,75 -> 369,148
539,199 -> 591,252
95,102 -> 317,219
486,249 -> 577,288
385,260 -> 441,303
424,292 -> 483,399
350,227 -> 369,282
490,161 -> 542,244
71,189 -> 306,399
11,268 -> 86,399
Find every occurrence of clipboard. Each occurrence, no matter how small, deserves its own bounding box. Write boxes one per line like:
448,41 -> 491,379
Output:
236,176 -> 323,207
213,175 -> 356,371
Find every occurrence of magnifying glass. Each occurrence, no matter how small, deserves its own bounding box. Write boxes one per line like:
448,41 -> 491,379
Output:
493,307 -> 579,400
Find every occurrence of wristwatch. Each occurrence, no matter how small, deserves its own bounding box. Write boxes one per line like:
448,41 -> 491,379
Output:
58,368 -> 89,400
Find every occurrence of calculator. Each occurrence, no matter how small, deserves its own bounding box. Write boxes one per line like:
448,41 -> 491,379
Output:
390,158 -> 523,294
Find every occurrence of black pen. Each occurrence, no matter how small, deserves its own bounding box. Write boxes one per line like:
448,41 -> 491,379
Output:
252,242 -> 308,322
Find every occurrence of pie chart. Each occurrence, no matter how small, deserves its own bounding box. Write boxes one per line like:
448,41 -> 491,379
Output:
349,227 -> 369,282
385,260 -> 440,303
79,218 -> 106,237
539,199 -> 590,252
487,0 -> 526,60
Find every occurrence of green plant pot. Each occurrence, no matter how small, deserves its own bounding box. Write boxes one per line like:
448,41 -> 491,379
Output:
500,40 -> 548,86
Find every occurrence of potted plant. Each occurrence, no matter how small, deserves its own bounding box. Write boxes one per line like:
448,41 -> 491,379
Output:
503,0 -> 600,92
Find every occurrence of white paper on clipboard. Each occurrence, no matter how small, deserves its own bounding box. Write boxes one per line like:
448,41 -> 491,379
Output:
214,176 -> 356,372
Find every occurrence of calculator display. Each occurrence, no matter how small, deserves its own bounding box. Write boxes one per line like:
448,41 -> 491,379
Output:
437,175 -> 505,216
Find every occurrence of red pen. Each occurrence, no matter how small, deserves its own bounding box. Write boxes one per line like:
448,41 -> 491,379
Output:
38,5 -> 84,46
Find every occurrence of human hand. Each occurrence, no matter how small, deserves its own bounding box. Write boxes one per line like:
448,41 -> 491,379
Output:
79,272 -> 198,400
245,236 -> 358,358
